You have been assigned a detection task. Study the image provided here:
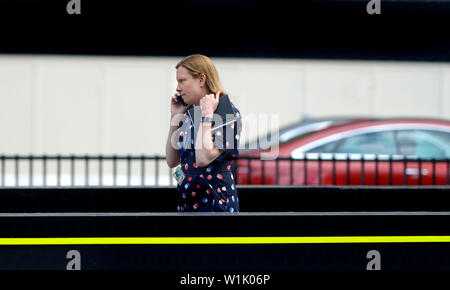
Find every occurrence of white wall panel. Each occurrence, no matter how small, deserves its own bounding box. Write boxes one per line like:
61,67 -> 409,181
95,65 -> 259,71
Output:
305,62 -> 372,117
0,60 -> 34,153
105,63 -> 172,154
443,68 -> 450,118
216,58 -> 305,145
0,55 -> 448,157
373,64 -> 442,117
35,59 -> 103,154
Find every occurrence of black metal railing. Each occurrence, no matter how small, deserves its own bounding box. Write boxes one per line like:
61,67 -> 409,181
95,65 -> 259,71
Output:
234,153 -> 450,186
0,154 -> 172,187
1,154 -> 449,187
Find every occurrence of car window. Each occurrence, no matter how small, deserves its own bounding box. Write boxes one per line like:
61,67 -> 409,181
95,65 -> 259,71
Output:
335,131 -> 397,155
307,140 -> 339,153
396,130 -> 450,159
308,131 -> 397,154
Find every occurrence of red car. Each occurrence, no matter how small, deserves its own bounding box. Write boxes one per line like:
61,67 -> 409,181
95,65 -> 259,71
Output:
236,118 -> 450,185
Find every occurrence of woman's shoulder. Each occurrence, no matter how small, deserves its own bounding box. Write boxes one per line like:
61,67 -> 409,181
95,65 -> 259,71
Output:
230,102 -> 241,117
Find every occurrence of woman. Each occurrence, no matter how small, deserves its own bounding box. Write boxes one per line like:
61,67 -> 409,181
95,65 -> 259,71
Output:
165,54 -> 242,212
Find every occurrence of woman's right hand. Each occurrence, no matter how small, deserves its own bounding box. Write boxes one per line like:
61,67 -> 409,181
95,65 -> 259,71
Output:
170,92 -> 189,117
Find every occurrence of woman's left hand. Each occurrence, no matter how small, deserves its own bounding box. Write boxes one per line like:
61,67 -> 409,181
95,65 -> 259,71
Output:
200,91 -> 220,117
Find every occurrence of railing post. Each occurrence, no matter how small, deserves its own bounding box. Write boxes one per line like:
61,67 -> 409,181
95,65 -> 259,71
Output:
71,155 -> 75,186
361,155 -> 365,185
141,154 -> 146,186
85,154 -> 89,186
57,154 -> 61,186
275,157 -> 279,185
261,159 -> 265,185
332,153 -> 336,185
113,155 -> 117,186
447,158 -> 449,185
432,158 -> 436,185
29,154 -> 33,186
389,155 -> 393,185
318,154 -> 322,185
303,154 -> 307,185
403,156 -> 407,185
289,157 -> 293,185
247,158 -> 251,185
375,154 -> 379,186
43,154 -> 47,187
169,167 -> 174,186
346,154 -> 350,186
154,155 -> 159,186
1,154 -> 4,186
418,157 -> 422,186
127,155 -> 131,186
99,155 -> 103,186
14,155 -> 19,186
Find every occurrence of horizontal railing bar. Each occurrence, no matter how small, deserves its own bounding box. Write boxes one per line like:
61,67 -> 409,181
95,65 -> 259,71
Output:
0,155 -> 167,161
1,154 -> 449,162
236,155 -> 450,162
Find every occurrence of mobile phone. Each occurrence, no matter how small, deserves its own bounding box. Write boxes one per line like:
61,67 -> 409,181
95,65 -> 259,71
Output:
176,95 -> 188,106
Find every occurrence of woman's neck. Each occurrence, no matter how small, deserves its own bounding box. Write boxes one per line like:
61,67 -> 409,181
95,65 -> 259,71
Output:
193,89 -> 212,106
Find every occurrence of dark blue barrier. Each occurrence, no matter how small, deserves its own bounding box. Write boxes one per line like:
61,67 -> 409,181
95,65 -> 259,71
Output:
0,186 -> 449,270
0,186 -> 449,212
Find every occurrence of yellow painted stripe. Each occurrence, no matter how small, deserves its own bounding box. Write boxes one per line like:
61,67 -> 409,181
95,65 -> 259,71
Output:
1,236 -> 450,245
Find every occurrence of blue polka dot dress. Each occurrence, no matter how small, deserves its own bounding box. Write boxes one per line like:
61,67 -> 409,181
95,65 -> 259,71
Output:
175,101 -> 242,213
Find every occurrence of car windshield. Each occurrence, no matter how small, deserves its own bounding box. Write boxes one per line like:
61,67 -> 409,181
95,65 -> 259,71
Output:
309,131 -> 397,155
396,130 -> 450,158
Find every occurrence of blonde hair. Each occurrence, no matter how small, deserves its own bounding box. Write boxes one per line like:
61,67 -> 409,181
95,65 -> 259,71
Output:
176,54 -> 225,96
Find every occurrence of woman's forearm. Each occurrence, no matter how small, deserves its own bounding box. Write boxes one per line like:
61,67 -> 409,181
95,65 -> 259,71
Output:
195,122 -> 221,167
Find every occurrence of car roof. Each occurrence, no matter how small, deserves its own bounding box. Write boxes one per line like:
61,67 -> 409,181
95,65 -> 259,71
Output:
242,116 -> 374,151
241,117 -> 450,156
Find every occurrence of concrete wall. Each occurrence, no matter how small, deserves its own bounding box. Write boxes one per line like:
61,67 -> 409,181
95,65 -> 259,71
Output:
1,54 -> 449,156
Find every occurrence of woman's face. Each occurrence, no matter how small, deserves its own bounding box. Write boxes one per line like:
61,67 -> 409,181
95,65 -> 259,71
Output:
176,66 -> 205,105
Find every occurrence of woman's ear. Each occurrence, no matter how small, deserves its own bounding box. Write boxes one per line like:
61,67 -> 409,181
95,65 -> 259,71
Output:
199,74 -> 206,87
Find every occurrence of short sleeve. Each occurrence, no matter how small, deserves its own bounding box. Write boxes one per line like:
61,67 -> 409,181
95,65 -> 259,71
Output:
212,111 -> 242,161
